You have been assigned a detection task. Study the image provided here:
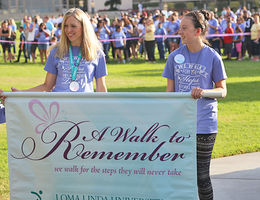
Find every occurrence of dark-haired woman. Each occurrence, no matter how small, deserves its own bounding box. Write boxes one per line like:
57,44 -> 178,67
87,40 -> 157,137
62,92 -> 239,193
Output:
35,23 -> 50,64
162,10 -> 227,200
0,20 -> 12,63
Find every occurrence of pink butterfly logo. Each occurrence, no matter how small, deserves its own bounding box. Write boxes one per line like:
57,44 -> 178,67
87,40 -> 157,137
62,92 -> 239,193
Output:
29,99 -> 60,134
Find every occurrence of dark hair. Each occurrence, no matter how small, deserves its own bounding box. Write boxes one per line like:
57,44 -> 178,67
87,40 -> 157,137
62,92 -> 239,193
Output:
115,25 -> 121,31
185,10 -> 210,46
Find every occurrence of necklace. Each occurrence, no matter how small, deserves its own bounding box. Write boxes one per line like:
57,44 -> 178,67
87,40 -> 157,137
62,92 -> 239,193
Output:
69,45 -> 82,92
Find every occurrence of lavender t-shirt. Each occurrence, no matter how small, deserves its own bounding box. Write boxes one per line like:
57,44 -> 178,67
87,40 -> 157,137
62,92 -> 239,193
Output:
162,45 -> 227,134
44,46 -> 108,92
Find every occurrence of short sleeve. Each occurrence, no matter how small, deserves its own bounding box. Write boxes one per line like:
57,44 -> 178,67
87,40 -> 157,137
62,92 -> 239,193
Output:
162,53 -> 175,80
44,48 -> 58,75
212,54 -> 227,83
94,53 -> 108,79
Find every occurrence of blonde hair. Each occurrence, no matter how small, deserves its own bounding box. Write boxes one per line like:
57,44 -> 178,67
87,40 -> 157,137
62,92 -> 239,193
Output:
53,8 -> 102,61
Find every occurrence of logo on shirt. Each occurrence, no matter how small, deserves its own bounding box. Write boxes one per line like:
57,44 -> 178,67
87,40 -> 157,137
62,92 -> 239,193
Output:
175,63 -> 208,92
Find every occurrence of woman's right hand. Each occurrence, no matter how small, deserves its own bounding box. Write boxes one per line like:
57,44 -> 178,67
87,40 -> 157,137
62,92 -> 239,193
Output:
0,89 -> 6,105
0,87 -> 21,105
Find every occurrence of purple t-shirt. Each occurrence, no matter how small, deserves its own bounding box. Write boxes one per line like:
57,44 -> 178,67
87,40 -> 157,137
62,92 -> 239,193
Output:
111,31 -> 126,48
162,45 -> 227,134
35,29 -> 51,43
0,104 -> 5,124
44,46 -> 108,92
208,18 -> 219,34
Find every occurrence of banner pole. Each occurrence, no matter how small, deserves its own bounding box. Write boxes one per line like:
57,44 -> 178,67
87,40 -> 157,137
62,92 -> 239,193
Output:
202,91 -> 223,98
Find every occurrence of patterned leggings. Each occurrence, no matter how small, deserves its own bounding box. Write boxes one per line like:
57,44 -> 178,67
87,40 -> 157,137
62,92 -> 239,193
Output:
197,133 -> 217,200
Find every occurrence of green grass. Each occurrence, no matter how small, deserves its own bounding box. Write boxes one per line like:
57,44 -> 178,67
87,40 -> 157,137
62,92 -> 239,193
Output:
1,55 -> 260,200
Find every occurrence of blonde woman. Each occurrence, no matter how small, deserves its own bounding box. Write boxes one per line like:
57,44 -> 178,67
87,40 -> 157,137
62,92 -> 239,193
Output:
1,8 -> 107,94
250,13 -> 260,61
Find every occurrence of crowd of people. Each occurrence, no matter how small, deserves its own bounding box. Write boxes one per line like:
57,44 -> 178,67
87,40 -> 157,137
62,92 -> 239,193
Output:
0,6 -> 259,64
0,7 -> 228,200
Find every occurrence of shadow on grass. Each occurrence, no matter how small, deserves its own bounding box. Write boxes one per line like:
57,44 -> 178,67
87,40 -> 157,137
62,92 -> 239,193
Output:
223,81 -> 260,102
108,58 -> 167,65
128,69 -> 164,77
224,60 -> 260,78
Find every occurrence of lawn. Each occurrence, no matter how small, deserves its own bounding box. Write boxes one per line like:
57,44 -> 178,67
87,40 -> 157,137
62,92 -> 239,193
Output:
0,56 -> 260,200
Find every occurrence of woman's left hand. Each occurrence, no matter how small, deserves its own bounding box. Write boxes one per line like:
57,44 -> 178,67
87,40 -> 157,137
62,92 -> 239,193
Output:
191,87 -> 204,99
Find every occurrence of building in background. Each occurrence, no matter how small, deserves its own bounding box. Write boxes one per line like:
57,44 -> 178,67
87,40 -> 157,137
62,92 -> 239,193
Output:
0,0 -> 64,14
0,0 -> 258,20
133,0 -> 259,12
87,0 -> 133,13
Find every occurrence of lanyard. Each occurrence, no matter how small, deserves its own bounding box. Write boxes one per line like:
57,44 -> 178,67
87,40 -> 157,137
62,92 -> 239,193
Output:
69,45 -> 82,81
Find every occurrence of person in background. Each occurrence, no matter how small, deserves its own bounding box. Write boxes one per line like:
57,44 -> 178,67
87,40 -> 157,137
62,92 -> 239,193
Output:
95,19 -> 111,63
109,18 -> 118,60
211,27 -> 222,55
26,17 -> 38,62
155,22 -> 167,60
250,13 -> 260,61
43,16 -> 55,37
0,20 -> 12,63
24,18 -> 32,61
15,26 -> 28,63
161,14 -> 170,54
233,26 -> 243,60
167,12 -> 180,53
130,18 -> 139,59
123,18 -> 133,62
8,18 -> 17,59
137,17 -> 146,59
30,16 -> 39,64
144,17 -> 156,63
111,25 -> 126,64
223,21 -> 234,60
162,10 -> 227,200
208,11 -> 219,47
54,23 -> 62,41
236,16 -> 246,58
35,23 -> 51,64
243,10 -> 254,59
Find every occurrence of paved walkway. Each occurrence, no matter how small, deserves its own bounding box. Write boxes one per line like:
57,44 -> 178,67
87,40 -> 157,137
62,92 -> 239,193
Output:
210,152 -> 260,200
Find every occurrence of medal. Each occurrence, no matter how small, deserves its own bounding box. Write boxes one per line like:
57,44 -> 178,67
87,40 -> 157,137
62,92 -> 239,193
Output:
69,81 -> 80,92
69,44 -> 82,92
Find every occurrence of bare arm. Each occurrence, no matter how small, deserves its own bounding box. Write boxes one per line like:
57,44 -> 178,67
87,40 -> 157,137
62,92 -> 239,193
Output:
166,79 -> 175,92
14,72 -> 57,92
192,79 -> 227,99
95,76 -> 107,92
1,27 -> 12,37
0,73 -> 57,104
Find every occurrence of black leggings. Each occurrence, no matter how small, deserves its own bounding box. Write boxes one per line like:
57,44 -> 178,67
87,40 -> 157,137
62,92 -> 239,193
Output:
197,133 -> 217,200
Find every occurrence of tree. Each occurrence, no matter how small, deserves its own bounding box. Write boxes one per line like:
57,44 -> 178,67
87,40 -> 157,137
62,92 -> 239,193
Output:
104,0 -> 121,10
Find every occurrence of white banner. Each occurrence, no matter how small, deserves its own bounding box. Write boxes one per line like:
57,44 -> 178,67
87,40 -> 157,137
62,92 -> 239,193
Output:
5,92 -> 197,200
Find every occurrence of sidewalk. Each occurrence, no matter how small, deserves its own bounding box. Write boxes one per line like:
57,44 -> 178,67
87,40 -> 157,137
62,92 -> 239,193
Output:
210,152 -> 260,200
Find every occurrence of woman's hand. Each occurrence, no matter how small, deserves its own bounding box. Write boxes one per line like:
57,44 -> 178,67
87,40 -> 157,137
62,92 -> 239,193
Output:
0,89 -> 6,105
191,87 -> 204,99
0,88 -> 21,105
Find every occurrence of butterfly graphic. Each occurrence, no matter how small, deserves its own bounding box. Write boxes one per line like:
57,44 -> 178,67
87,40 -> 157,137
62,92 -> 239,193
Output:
28,99 -> 59,134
